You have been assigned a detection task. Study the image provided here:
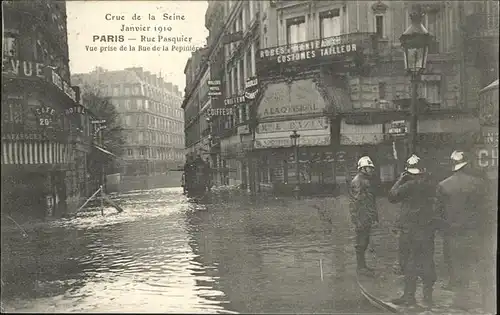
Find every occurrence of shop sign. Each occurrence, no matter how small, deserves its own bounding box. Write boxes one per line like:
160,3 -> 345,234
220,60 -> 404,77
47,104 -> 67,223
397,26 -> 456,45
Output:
341,134 -> 385,145
91,119 -> 106,124
224,94 -> 246,106
50,70 -> 77,102
258,35 -> 357,65
1,133 -> 45,140
2,58 -> 45,78
34,105 -> 57,126
208,80 -> 222,97
207,108 -> 233,116
64,105 -> 86,115
256,118 -> 329,134
388,120 -> 407,135
476,148 -> 498,169
254,135 -> 330,149
257,79 -> 326,118
336,151 -> 347,162
245,76 -> 259,100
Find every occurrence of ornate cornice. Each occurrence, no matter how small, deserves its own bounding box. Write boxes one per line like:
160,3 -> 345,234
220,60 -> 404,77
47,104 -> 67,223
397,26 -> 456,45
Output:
371,1 -> 388,14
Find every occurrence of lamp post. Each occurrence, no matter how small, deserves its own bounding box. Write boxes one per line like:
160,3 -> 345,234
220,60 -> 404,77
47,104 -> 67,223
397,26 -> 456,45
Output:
290,130 -> 301,199
399,4 -> 432,155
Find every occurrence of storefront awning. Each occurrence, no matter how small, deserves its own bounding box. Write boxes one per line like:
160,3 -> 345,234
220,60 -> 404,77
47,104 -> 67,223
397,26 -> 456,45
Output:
93,145 -> 116,157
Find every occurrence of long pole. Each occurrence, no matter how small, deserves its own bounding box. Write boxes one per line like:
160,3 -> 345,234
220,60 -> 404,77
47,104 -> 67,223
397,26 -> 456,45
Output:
409,73 -> 419,154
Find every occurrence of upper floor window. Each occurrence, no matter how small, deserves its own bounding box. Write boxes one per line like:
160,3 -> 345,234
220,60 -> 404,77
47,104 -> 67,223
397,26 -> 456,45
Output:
375,15 -> 384,38
286,16 -> 306,45
423,11 -> 439,53
320,9 -> 341,39
419,81 -> 441,104
3,34 -> 17,58
378,82 -> 387,100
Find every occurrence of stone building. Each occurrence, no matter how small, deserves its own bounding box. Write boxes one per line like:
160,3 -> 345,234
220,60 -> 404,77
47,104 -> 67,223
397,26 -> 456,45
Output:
184,0 -> 495,195
72,67 -> 185,175
1,0 -> 96,218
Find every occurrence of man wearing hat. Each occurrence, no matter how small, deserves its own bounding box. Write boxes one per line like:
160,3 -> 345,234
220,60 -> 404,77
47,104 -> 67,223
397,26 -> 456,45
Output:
434,150 -> 492,311
349,156 -> 379,276
388,154 -> 438,307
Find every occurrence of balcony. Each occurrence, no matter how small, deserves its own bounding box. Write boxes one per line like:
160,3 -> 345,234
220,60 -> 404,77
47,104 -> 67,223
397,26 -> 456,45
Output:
466,13 -> 499,39
257,32 -> 378,77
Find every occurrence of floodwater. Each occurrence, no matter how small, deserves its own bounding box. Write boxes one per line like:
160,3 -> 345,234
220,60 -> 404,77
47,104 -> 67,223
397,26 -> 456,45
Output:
1,187 -> 378,313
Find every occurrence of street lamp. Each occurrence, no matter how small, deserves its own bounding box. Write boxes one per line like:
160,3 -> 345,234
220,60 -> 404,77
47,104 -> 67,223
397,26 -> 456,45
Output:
399,4 -> 432,155
290,130 -> 301,199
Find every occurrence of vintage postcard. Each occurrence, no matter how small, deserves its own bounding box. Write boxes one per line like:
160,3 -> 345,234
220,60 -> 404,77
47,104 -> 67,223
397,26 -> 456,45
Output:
1,0 -> 498,313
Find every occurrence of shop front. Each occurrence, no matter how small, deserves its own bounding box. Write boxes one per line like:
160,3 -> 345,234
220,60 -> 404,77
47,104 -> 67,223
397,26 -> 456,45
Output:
253,77 -> 336,195
1,59 -> 86,218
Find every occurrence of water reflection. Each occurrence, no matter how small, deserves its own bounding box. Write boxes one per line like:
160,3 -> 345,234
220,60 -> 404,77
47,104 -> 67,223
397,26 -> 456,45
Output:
2,187 -> 377,313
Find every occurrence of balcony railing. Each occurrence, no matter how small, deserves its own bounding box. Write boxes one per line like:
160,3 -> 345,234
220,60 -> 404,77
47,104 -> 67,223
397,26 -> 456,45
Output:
257,32 -> 377,74
466,13 -> 499,38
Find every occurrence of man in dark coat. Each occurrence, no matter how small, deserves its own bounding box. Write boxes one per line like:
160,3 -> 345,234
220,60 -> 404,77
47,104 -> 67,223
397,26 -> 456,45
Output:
434,150 -> 492,311
388,154 -> 438,307
349,156 -> 379,277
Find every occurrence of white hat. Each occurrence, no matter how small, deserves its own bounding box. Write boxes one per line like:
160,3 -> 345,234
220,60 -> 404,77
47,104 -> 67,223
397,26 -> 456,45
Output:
405,154 -> 423,174
357,156 -> 375,169
451,150 -> 468,171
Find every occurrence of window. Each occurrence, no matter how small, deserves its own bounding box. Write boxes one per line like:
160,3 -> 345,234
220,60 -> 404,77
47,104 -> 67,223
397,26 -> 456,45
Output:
375,15 -> 384,38
286,16 -> 306,45
4,34 -> 18,59
420,81 -> 441,104
239,59 -> 245,92
378,82 -> 386,100
127,149 -> 133,156
320,9 -> 341,39
424,11 -> 439,53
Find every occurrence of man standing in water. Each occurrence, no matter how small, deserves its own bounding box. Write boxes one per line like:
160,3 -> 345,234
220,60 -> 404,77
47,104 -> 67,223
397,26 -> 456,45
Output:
349,156 -> 379,277
388,155 -> 437,308
434,150 -> 492,312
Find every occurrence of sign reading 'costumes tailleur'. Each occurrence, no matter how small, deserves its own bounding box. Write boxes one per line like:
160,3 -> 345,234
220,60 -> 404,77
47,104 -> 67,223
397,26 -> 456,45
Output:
259,34 -> 358,65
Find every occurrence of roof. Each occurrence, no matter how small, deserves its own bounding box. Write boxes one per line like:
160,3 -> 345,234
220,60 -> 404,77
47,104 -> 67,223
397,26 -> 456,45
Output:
480,79 -> 499,93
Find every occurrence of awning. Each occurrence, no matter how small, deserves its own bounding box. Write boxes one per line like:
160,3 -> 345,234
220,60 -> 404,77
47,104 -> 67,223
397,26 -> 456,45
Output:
93,145 -> 116,157
480,79 -> 499,93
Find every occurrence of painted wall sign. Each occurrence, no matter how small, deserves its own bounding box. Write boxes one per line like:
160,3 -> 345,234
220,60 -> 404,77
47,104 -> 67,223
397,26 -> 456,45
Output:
254,135 -> 330,149
34,106 -> 57,127
1,133 -> 45,140
256,118 -> 329,134
207,108 -> 233,116
64,105 -> 86,115
2,58 -> 45,78
257,79 -> 326,118
258,35 -> 358,64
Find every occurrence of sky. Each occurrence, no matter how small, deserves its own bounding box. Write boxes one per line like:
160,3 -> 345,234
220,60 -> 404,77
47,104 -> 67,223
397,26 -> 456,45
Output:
66,0 -> 209,93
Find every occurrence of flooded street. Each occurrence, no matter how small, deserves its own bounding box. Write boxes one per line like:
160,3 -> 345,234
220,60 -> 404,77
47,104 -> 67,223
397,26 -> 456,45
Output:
2,188 -> 378,313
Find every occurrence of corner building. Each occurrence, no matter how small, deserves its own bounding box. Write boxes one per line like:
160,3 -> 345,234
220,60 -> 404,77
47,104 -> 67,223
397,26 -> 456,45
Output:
2,0 -> 95,217
253,0 -> 483,194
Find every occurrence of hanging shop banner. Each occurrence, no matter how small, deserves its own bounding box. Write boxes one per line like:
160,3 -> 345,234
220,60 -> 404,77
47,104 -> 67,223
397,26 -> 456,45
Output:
208,80 -> 222,96
245,77 -> 259,100
222,31 -> 243,45
224,94 -> 246,106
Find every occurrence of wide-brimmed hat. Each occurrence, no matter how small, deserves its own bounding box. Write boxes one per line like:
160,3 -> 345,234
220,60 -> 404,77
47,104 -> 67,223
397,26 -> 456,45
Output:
450,150 -> 468,171
405,154 -> 424,174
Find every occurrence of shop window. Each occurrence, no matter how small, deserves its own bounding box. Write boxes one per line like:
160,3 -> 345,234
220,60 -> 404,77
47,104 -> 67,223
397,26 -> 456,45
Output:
320,9 -> 341,39
286,16 -> 306,45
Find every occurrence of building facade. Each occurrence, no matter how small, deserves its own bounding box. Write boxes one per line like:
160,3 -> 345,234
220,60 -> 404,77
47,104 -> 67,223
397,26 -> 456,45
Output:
184,0 -> 493,195
72,67 -> 185,176
2,0 -> 96,217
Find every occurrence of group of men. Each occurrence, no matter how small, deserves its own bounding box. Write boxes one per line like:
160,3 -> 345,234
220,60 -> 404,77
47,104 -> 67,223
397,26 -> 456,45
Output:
349,150 -> 494,311
183,155 -> 212,195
